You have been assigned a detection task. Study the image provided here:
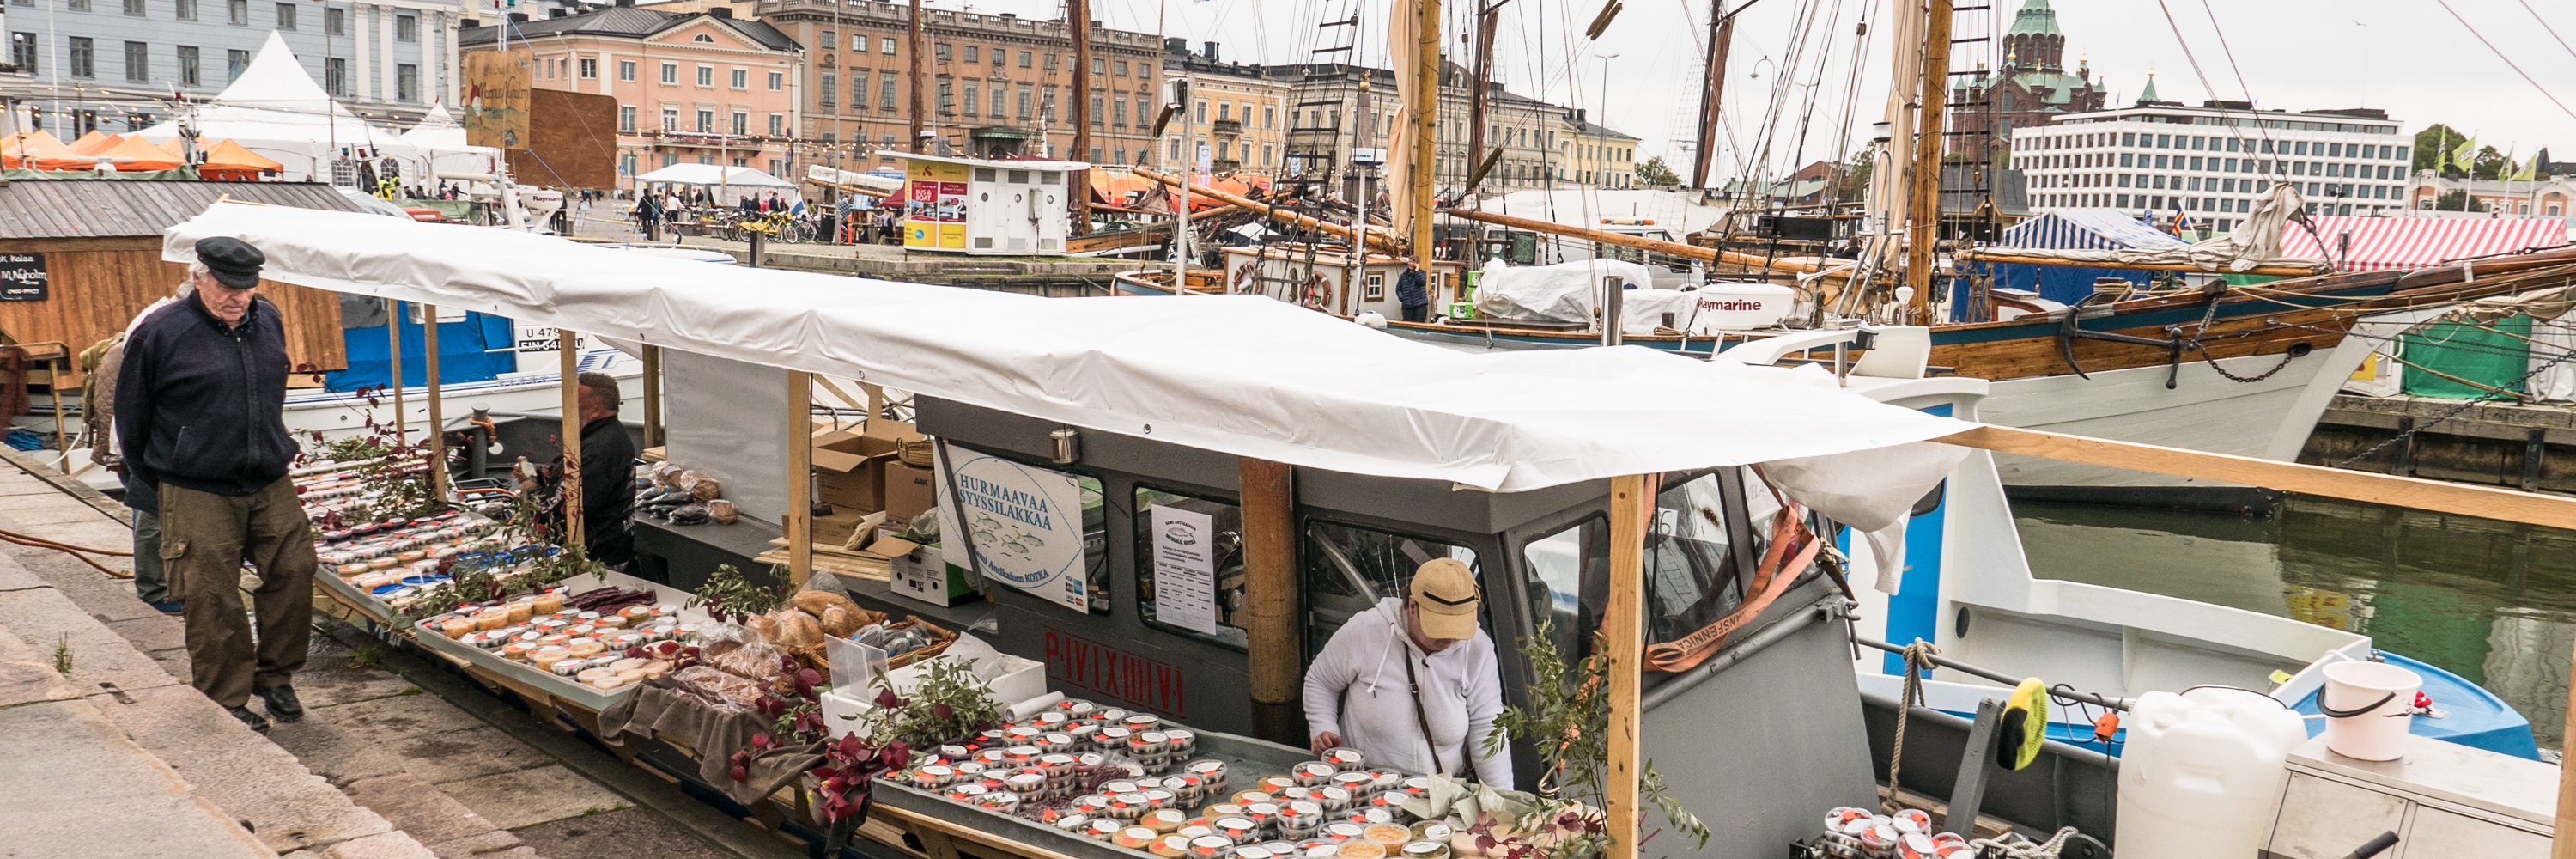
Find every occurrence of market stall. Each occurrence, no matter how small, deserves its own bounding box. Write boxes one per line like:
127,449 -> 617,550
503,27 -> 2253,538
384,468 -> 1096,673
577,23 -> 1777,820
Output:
167,198 -> 2008,859
171,199 -> 2576,859
635,163 -> 803,208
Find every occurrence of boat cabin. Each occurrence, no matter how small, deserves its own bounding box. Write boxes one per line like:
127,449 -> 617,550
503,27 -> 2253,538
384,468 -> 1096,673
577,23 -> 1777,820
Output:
898,153 -> 1087,256
1218,246 -> 1469,318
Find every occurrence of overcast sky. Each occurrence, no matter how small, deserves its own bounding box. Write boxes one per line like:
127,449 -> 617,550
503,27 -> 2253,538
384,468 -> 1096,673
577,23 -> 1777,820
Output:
946,0 -> 2576,175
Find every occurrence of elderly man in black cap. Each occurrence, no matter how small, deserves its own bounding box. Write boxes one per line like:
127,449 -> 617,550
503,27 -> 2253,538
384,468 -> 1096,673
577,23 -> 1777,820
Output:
115,236 -> 316,733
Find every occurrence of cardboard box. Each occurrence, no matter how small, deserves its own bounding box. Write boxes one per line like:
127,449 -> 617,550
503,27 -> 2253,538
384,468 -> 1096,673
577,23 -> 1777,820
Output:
814,509 -> 888,549
811,420 -> 925,513
876,536 -> 975,606
881,460 -> 939,524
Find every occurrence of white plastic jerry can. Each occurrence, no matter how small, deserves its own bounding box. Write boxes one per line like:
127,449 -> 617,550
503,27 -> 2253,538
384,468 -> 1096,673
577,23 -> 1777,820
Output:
2113,687 -> 2310,859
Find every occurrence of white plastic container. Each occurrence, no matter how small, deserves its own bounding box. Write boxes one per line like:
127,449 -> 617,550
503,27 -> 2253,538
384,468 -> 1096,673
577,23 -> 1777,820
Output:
2112,687 -> 2308,859
1687,283 -> 1796,332
2320,660 -> 2420,761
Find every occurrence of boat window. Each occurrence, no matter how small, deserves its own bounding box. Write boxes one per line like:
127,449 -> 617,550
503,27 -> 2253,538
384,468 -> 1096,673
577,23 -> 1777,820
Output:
341,291 -> 389,328
1132,485 -> 1248,649
1301,520 -> 1482,655
1644,472 -> 1746,645
1521,515 -> 1607,661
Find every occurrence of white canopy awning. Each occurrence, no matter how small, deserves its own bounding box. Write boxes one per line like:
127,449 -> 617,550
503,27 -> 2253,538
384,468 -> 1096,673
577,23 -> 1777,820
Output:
635,163 -> 795,188
399,102 -> 500,182
133,32 -> 417,183
162,202 -> 1975,492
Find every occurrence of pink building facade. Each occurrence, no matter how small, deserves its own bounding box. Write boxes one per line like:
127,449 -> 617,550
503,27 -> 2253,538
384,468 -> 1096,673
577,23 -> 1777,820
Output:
461,7 -> 802,192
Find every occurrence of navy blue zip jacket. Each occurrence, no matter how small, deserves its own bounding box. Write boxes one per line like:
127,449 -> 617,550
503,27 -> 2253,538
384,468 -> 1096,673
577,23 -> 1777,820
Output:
1394,267 -> 1429,307
114,293 -> 299,512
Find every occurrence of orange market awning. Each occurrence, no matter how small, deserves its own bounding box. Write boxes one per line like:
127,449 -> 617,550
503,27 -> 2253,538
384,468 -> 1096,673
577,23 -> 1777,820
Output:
92,134 -> 185,172
66,131 -> 120,155
3,131 -> 94,171
197,138 -> 284,178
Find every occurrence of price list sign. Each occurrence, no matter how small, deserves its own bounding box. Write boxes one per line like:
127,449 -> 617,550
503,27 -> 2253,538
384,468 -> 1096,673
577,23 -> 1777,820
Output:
0,253 -> 47,302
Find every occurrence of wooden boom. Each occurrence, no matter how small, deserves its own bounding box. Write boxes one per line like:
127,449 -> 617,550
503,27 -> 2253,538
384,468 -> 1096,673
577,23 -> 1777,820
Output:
1953,247 -> 2325,277
1939,424 -> 2576,530
1440,206 -> 1854,281
1131,168 -> 1406,254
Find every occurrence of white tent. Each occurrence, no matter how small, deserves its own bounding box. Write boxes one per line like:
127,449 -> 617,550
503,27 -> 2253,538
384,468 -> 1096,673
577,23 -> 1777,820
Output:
635,164 -> 799,206
133,31 -> 418,183
398,102 -> 500,186
163,201 -> 1971,493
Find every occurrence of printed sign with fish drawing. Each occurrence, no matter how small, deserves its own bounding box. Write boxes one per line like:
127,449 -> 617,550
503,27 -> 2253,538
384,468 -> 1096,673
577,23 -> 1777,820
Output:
950,453 -> 1089,610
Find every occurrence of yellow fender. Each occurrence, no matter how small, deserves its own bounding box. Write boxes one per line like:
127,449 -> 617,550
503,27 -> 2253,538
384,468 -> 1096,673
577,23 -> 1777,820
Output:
1994,678 -> 2049,771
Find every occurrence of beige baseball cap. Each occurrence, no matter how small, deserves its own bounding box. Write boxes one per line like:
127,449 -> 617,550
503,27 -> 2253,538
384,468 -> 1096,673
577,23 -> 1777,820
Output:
1408,558 -> 1481,641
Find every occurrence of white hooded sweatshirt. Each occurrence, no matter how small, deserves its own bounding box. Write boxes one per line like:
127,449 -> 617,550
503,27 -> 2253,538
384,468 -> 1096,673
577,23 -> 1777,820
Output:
1301,597 -> 1513,787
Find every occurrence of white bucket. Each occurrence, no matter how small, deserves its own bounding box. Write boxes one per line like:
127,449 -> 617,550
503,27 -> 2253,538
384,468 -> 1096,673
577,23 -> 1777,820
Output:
2320,661 -> 2420,761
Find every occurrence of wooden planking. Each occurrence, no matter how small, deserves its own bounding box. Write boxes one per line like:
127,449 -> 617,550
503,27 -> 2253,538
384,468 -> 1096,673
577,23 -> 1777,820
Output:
1934,263 -> 2576,381
1930,301 -> 2360,381
0,241 -> 347,387
1940,424 -> 2576,530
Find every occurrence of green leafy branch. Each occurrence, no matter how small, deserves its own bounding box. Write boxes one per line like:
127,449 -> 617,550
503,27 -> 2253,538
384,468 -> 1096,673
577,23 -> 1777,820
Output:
1481,620 -> 1709,859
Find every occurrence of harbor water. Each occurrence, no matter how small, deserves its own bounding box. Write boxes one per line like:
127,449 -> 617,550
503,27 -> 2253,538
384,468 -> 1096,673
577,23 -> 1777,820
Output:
2015,497 -> 2576,753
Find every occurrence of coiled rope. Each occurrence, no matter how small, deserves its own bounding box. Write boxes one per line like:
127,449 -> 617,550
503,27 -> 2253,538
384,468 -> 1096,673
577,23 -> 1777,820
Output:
1974,826 -> 2083,858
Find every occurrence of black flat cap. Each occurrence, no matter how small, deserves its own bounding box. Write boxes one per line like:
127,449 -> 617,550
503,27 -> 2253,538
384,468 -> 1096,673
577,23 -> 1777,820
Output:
195,236 -> 264,289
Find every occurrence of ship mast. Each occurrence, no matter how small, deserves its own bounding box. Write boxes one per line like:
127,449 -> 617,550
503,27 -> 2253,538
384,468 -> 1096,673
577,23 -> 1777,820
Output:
908,0 -> 927,153
1689,0 -> 1734,190
1408,0 -> 1438,260
1465,1 -> 1502,193
1069,0 -> 1092,233
1904,0 -> 1952,323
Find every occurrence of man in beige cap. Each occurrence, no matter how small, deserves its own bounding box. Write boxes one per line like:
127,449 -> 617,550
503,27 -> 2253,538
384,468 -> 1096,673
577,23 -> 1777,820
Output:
1301,558 -> 1512,786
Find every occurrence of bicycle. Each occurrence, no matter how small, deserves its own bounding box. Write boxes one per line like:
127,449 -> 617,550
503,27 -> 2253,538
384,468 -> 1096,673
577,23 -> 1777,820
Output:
733,210 -> 809,244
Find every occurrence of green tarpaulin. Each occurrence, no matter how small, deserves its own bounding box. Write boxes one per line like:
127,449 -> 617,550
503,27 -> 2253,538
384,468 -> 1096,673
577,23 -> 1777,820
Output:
2401,314 -> 2532,399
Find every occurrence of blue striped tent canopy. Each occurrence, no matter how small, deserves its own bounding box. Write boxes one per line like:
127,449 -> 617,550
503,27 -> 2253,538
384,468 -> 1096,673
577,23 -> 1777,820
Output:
1996,208 -> 2190,251
1962,210 -> 2192,316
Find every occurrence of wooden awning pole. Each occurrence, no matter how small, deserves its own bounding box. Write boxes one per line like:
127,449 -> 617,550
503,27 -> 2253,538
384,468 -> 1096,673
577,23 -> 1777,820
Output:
2561,688 -> 2576,859
1604,473 -> 1655,859
1239,457 -> 1299,745
1936,424 -> 2576,530
787,370 -> 813,588
423,305 -> 446,501
559,330 -> 584,550
386,298 -> 405,447
641,344 -> 663,449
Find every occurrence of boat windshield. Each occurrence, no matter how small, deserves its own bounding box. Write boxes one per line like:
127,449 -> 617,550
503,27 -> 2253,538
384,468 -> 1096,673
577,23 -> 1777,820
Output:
1301,520 -> 1483,655
1518,469 -> 1777,661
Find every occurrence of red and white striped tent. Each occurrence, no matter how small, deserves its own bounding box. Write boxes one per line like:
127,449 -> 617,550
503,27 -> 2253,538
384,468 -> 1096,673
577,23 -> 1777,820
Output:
2278,216 -> 2572,271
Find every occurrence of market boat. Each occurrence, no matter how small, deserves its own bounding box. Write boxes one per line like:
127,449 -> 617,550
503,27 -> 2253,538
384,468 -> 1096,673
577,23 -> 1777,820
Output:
173,199 -> 2572,859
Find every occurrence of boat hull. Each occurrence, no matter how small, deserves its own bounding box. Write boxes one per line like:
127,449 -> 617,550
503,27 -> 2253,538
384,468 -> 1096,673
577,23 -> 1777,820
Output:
1981,307 -> 2450,496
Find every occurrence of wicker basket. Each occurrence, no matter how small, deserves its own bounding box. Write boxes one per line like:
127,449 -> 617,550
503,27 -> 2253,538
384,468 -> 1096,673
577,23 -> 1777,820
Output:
884,616 -> 958,669
785,613 -> 954,675
897,438 -> 937,469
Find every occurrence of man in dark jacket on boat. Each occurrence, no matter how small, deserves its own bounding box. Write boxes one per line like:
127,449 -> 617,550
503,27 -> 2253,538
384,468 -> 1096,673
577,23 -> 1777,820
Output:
1395,258 -> 1431,323
537,372 -> 638,568
115,236 -> 315,734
